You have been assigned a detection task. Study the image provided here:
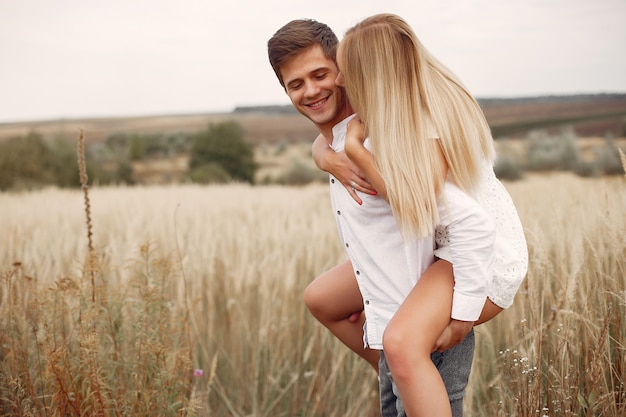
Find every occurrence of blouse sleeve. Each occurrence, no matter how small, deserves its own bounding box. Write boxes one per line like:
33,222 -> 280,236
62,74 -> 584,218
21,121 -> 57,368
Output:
435,180 -> 496,321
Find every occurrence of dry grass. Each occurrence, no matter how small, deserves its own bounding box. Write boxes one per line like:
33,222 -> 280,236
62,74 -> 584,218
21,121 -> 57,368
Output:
1,171 -> 625,416
466,173 -> 626,416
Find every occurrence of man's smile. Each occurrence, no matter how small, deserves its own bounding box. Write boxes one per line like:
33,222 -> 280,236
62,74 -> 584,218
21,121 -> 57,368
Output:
306,97 -> 329,110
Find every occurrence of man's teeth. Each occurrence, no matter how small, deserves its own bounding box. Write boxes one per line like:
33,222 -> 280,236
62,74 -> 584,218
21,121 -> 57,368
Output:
310,98 -> 326,108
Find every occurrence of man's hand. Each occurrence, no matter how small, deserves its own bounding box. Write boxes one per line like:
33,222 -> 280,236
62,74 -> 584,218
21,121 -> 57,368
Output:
312,134 -> 376,204
433,319 -> 474,353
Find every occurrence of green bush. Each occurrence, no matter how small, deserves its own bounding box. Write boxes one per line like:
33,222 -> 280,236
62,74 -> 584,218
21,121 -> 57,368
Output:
0,132 -> 76,191
48,138 -> 82,188
106,132 -> 192,161
572,160 -> 599,177
187,162 -> 231,184
189,121 -> 257,184
594,134 -> 625,176
494,155 -> 524,181
525,128 -> 580,172
278,160 -> 327,185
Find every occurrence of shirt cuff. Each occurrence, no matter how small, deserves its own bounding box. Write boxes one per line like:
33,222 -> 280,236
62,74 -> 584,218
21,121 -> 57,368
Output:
451,291 -> 486,322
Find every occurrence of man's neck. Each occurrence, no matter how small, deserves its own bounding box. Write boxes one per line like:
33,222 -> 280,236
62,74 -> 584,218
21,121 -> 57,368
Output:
317,104 -> 354,144
318,126 -> 334,145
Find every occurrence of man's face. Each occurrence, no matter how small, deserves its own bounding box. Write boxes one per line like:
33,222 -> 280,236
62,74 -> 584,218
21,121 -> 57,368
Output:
280,45 -> 350,133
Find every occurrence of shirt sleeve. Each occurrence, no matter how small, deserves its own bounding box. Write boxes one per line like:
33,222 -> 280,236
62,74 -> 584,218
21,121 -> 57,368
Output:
436,180 -> 496,321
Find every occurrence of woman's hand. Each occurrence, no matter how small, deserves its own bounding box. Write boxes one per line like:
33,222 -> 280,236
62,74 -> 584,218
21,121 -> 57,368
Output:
312,133 -> 376,204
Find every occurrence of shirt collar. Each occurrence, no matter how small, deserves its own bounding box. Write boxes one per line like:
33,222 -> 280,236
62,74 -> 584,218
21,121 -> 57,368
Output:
332,113 -> 357,138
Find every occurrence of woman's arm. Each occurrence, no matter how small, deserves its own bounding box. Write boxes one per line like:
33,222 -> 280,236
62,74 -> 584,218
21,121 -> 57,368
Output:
344,117 -> 449,200
343,118 -> 388,199
436,182 -> 495,322
312,133 -> 376,204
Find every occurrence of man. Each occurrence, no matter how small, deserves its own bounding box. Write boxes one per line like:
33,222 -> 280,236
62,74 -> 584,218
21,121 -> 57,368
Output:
267,19 -> 480,416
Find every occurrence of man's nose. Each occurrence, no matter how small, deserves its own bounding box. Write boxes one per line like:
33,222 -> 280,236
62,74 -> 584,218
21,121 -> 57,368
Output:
303,80 -> 320,98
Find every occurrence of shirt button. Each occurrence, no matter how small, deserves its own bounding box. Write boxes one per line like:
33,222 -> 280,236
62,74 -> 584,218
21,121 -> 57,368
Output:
337,210 -> 341,215
331,178 -> 335,183
365,300 -> 370,305
355,270 -> 360,275
345,242 -> 349,248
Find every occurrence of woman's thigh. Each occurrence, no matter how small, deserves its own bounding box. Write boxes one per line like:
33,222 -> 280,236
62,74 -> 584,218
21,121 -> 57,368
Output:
305,260 -> 364,318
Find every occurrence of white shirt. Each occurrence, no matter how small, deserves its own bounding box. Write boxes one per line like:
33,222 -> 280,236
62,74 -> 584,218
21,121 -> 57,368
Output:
329,115 -> 496,349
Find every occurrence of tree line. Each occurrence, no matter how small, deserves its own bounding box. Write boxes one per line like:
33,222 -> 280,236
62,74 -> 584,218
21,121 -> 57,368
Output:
1,120 -> 624,192
0,121 -> 256,191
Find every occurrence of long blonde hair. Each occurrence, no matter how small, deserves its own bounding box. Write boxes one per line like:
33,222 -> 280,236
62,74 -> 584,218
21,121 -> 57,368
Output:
339,13 -> 495,238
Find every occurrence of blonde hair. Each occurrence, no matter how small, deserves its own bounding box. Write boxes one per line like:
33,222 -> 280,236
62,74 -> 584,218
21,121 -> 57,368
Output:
339,13 -> 495,238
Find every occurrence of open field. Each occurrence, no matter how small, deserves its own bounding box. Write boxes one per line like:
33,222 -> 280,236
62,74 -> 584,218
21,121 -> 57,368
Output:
1,94 -> 626,145
1,173 -> 625,416
0,111 -> 321,146
2,94 -> 624,188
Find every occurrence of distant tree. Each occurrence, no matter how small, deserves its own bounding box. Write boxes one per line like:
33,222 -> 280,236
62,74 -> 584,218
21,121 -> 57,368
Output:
48,138 -> 81,187
0,132 -> 56,190
129,135 -> 146,161
188,121 -> 257,183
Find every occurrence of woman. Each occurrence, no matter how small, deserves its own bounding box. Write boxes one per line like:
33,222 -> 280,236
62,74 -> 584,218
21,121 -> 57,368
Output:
307,13 -> 528,416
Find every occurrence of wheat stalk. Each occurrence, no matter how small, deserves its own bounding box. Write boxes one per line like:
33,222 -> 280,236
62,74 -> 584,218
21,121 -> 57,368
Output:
619,147 -> 626,178
77,129 -> 96,302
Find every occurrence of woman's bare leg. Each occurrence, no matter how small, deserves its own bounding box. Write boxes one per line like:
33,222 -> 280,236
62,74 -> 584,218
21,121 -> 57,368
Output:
304,260 -> 380,371
476,298 -> 503,325
383,260 -> 455,417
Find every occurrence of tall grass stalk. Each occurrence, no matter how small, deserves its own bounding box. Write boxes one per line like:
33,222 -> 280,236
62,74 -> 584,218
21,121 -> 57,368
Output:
77,129 -> 96,303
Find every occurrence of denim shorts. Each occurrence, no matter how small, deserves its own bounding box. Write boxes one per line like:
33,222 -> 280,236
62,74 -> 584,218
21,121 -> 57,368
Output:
378,329 -> 475,417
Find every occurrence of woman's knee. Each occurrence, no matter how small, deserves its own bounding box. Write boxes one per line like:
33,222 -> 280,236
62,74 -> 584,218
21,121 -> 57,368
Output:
303,280 -> 325,317
383,320 -> 431,373
303,263 -> 363,323
302,281 -> 317,307
382,329 -> 412,382
382,322 -> 410,368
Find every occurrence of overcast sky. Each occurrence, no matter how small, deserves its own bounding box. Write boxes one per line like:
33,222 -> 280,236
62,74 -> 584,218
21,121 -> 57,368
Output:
1,0 -> 625,123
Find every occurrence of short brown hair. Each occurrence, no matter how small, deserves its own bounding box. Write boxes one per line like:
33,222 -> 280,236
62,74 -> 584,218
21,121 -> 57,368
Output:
267,19 -> 339,87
